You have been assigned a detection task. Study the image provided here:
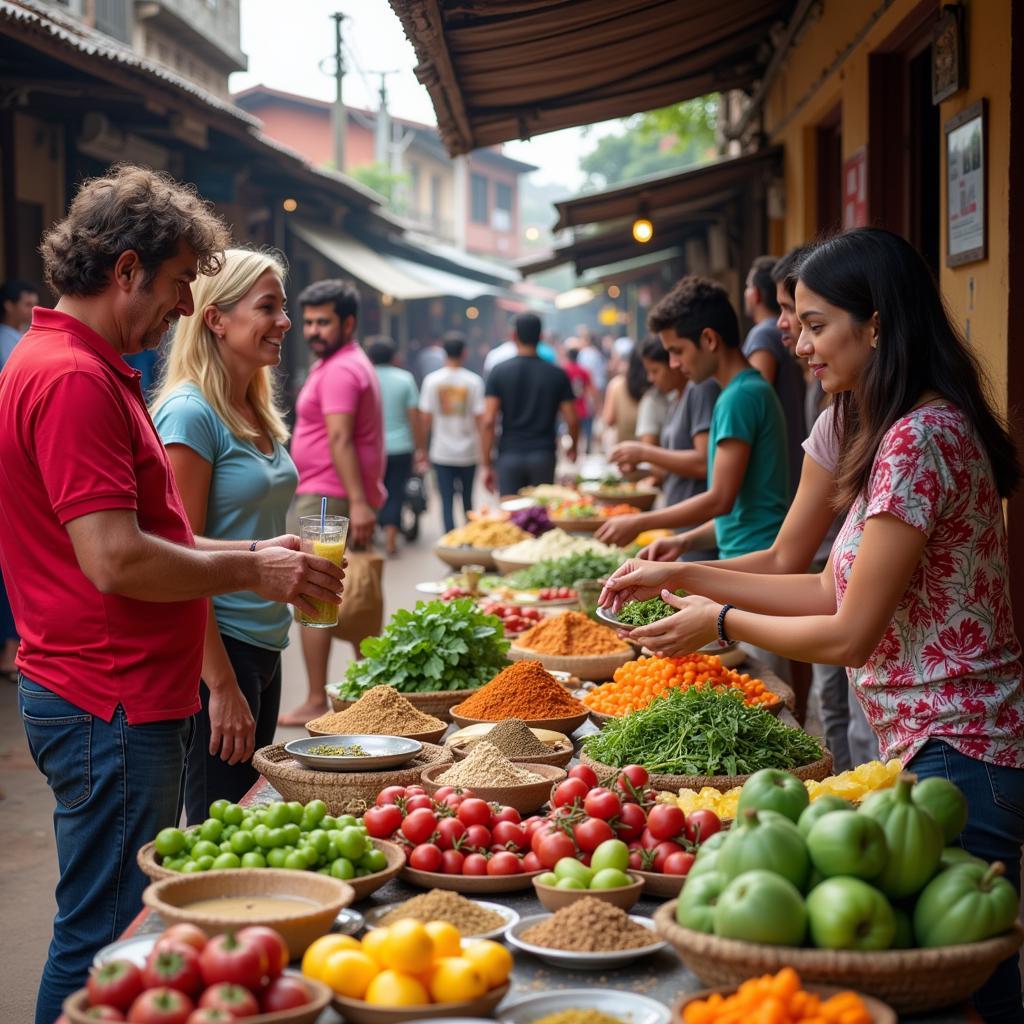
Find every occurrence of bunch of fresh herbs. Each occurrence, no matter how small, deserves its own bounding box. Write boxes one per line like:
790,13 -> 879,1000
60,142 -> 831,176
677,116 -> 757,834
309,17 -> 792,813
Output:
616,591 -> 687,627
582,686 -> 822,776
338,599 -> 509,698
508,550 -> 624,590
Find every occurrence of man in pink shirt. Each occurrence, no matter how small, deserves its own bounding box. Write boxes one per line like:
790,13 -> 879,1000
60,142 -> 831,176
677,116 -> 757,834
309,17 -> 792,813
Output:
280,279 -> 386,724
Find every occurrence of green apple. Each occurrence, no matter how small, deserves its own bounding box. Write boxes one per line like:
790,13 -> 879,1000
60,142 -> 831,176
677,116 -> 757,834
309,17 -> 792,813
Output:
807,811 -> 888,880
806,877 -> 896,950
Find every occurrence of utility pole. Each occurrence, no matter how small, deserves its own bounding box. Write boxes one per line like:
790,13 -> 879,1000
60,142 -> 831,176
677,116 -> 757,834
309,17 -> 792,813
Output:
373,71 -> 394,167
331,12 -> 346,172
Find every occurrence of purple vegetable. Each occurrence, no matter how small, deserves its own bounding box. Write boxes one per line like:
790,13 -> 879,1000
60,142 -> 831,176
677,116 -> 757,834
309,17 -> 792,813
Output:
510,505 -> 553,537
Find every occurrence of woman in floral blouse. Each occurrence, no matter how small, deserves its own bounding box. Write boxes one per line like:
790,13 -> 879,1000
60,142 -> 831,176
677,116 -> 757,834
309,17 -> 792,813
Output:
602,228 -> 1024,1022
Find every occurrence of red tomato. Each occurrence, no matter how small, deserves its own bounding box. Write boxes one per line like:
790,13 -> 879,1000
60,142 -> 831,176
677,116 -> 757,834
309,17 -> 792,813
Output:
646,804 -> 687,841
198,984 -> 260,1019
142,947 -> 202,998
464,824 -> 492,850
536,829 -> 577,868
408,843 -> 443,872
583,788 -> 622,821
456,798 -> 492,828
615,801 -> 648,842
432,786 -> 457,802
236,926 -> 289,979
574,817 -> 615,852
259,976 -> 310,1013
491,821 -> 528,850
400,808 -> 438,845
198,933 -> 268,991
363,804 -> 403,838
685,810 -> 723,845
522,816 -> 547,838
186,1009 -> 233,1023
639,828 -> 660,851
84,1008 -> 125,1021
486,851 -> 522,876
404,794 -> 434,813
568,764 -> 599,788
662,851 -> 696,876
438,793 -> 464,812
521,851 -> 542,872
127,988 -> 194,1024
491,805 -> 521,825
435,817 -> 467,850
462,853 -> 489,875
375,785 -> 408,806
405,786 -> 426,796
552,778 -> 589,808
627,850 -> 645,871
158,925 -> 207,955
88,961 -> 145,1013
652,840 -> 684,873
440,849 -> 466,874
617,764 -> 650,795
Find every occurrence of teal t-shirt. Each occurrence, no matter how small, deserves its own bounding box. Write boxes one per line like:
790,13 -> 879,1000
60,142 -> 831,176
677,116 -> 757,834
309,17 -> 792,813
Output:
153,384 -> 298,651
707,368 -> 789,559
375,365 -> 419,455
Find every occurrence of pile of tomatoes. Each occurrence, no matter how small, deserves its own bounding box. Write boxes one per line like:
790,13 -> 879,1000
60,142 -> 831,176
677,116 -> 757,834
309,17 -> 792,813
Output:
71,923 -> 308,1023
536,586 -> 577,602
478,601 -> 544,636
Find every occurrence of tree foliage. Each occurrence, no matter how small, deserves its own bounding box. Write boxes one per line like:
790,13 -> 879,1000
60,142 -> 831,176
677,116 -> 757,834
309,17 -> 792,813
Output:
579,95 -> 719,190
349,161 -> 409,206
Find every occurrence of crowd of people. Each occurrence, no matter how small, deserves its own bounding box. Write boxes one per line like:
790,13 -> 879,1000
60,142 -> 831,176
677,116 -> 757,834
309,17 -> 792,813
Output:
1,163 -> 1023,1023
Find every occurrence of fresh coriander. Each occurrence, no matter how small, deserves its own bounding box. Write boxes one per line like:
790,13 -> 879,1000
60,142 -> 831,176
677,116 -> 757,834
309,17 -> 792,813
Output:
616,591 -> 687,627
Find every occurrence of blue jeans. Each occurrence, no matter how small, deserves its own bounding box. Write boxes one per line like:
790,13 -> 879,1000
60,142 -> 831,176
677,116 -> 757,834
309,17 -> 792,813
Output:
378,451 -> 413,528
434,463 -> 476,533
496,450 -> 557,497
19,677 -> 193,1024
909,739 -> 1024,1024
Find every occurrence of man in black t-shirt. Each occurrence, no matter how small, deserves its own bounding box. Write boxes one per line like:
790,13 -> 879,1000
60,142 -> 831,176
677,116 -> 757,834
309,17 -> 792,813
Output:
482,314 -> 578,495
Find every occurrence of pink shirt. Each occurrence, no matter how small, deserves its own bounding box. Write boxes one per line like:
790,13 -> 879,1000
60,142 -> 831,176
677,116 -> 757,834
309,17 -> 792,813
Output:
832,402 -> 1024,766
291,342 -> 386,508
801,402 -> 839,474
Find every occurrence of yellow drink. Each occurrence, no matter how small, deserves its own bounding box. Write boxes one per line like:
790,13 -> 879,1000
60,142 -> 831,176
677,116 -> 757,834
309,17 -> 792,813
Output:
300,537 -> 347,627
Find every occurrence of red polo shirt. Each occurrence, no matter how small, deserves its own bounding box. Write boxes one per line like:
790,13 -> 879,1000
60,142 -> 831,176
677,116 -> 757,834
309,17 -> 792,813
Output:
0,308 -> 205,724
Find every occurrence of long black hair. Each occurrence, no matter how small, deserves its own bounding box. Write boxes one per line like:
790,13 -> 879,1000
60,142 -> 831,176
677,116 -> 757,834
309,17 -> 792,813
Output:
798,228 -> 1020,506
625,345 -> 650,401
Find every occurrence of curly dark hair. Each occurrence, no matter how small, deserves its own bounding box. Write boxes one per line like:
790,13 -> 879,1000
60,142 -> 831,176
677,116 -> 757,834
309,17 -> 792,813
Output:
40,165 -> 229,298
297,279 -> 360,321
648,275 -> 740,348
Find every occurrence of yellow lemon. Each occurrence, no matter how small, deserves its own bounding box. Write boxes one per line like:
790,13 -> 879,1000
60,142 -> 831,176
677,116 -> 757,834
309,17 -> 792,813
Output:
428,956 -> 487,1003
301,934 -> 360,980
381,919 -> 435,974
364,969 -> 430,1007
461,939 -> 513,987
360,926 -> 391,967
321,949 -> 378,999
425,920 -> 462,958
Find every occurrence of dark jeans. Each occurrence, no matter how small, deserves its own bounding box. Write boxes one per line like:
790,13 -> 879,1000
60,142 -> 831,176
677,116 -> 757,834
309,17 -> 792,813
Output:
496,449 -> 557,497
909,739 -> 1024,1024
379,451 -> 413,527
434,463 -> 476,533
19,676 -> 193,1024
0,565 -> 17,642
184,635 -> 282,825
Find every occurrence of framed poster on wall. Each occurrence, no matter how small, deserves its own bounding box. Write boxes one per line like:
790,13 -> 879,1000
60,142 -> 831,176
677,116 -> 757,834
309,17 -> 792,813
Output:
944,99 -> 986,267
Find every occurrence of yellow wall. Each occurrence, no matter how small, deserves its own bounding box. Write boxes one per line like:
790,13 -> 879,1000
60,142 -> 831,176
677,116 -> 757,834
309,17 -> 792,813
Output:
764,0 -> 1012,411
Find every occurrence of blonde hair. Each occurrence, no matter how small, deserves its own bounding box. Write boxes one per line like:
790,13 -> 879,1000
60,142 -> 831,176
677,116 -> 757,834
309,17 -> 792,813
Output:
152,248 -> 290,445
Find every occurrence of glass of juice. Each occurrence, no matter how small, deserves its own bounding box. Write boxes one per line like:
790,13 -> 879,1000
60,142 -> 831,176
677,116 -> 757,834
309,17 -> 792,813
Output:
298,514 -> 349,628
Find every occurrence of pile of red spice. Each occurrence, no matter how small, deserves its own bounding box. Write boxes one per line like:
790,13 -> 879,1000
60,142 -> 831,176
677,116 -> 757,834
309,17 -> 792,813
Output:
452,660 -> 585,721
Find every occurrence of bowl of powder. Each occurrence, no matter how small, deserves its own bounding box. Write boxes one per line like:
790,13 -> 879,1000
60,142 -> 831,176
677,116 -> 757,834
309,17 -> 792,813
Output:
307,685 -> 447,743
447,718 -> 573,768
507,612 -> 635,682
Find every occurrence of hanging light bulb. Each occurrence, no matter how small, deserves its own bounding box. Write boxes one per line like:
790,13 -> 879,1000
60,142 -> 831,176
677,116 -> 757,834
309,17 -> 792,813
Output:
632,217 -> 653,244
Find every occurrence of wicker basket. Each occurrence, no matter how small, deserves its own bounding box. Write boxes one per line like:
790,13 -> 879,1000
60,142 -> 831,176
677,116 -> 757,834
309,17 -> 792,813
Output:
307,720 -> 447,744
325,686 -> 479,723
450,707 -> 591,735
578,745 -> 833,793
507,643 -> 635,682
433,544 -> 497,570
253,742 -> 454,816
654,902 -> 1024,1015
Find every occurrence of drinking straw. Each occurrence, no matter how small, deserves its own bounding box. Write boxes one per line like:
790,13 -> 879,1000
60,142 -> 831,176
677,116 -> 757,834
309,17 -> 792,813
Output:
320,496 -> 327,537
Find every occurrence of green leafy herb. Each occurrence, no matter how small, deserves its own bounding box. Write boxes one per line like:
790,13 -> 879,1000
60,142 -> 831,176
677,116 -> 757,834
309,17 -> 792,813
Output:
338,599 -> 509,698
582,687 -> 822,776
508,551 -> 625,590
615,591 -> 688,627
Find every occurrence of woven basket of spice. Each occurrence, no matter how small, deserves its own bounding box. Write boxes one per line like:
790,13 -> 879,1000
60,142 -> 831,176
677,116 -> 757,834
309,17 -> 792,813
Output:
313,685 -> 449,739
327,687 -> 479,723
448,719 -> 573,768
449,660 -> 591,734
253,741 -> 454,817
654,901 -> 1024,1015
507,611 -> 635,681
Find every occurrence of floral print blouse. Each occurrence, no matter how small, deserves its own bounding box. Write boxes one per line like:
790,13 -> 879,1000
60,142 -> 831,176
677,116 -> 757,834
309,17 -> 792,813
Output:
832,402 -> 1024,766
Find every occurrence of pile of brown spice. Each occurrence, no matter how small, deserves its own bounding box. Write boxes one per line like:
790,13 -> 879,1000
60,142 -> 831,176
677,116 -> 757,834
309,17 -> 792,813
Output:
305,685 -> 444,734
436,741 -> 544,787
464,718 -> 557,758
452,661 -> 585,721
519,897 -> 656,951
376,889 -> 506,935
516,611 -> 630,656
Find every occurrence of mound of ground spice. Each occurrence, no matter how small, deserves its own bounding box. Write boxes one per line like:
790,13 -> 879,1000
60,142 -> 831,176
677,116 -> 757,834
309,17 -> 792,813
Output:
465,718 -> 556,757
376,889 -> 506,934
436,741 -> 544,787
305,685 -> 444,734
453,660 -> 585,721
516,611 -> 630,656
519,897 -> 656,951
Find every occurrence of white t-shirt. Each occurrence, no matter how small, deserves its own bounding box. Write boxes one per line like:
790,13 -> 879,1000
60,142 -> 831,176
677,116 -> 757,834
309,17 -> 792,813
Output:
419,365 -> 485,466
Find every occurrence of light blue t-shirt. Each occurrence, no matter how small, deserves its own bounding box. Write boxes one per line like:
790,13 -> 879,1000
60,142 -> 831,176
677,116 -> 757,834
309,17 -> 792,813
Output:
375,365 -> 419,455
707,368 -> 789,559
153,384 -> 298,650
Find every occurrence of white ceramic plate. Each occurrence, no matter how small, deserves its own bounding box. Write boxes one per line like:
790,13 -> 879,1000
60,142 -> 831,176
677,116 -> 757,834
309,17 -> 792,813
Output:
363,899 -> 519,941
416,580 -> 448,594
500,989 -> 671,1024
505,914 -> 667,970
285,734 -> 422,772
500,497 -> 538,512
94,934 -> 158,968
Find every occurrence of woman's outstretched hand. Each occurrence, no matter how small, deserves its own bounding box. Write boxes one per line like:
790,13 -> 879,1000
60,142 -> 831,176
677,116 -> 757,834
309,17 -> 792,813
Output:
624,591 -> 722,657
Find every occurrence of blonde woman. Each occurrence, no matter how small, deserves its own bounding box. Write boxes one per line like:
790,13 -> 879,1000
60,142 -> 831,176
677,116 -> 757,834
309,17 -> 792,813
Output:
152,248 -> 298,824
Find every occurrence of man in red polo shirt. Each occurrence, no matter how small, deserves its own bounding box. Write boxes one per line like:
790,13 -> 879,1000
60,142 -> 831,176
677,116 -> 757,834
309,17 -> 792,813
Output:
0,166 -> 345,1024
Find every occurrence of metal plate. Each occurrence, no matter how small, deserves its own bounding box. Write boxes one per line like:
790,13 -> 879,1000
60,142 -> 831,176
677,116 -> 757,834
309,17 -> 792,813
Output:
335,906 -> 365,935
94,934 -> 158,968
505,914 -> 666,970
364,899 -> 519,941
500,988 -> 671,1024
284,734 -> 422,772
